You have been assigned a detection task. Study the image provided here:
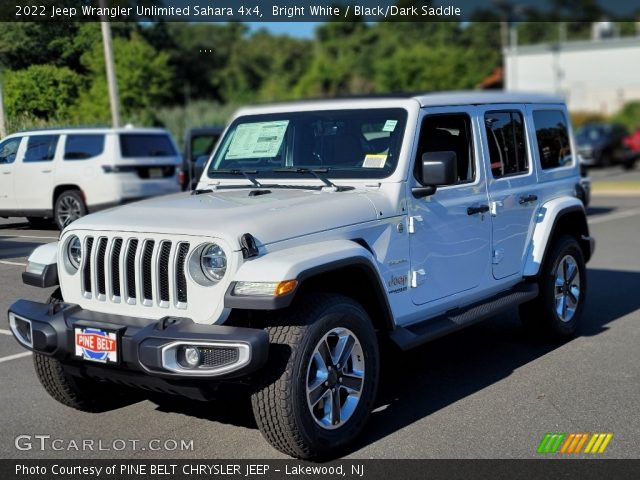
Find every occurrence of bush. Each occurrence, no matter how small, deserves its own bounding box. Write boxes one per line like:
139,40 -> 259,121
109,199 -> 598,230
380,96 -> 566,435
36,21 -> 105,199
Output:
4,65 -> 83,120
612,102 -> 640,132
570,111 -> 607,128
154,100 -> 238,149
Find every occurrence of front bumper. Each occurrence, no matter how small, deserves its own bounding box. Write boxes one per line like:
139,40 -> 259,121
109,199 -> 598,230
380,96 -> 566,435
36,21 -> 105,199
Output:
7,299 -> 268,384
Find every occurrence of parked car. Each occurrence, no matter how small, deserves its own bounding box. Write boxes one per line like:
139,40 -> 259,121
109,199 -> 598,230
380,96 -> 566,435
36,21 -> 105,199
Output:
179,126 -> 224,190
622,126 -> 640,169
0,127 -> 181,230
9,92 -> 594,459
575,122 -> 630,168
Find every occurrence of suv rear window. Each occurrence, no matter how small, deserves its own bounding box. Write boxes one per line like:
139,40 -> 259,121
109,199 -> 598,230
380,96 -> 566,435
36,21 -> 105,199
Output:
533,110 -> 573,169
24,135 -> 59,162
119,133 -> 177,158
64,134 -> 105,160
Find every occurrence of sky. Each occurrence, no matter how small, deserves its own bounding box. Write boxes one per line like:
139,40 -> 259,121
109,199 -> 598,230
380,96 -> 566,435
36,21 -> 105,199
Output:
248,22 -> 320,37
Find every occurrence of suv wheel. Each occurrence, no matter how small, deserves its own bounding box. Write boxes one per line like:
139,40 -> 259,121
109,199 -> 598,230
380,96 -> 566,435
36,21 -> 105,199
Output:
520,235 -> 587,340
251,294 -> 379,459
33,289 -> 133,412
54,190 -> 86,230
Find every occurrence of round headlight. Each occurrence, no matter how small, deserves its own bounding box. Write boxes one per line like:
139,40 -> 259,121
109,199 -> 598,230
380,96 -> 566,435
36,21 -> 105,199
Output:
67,236 -> 82,270
200,243 -> 227,282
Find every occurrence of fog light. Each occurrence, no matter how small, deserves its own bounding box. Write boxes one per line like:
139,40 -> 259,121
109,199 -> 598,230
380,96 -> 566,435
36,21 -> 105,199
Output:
178,346 -> 201,369
9,313 -> 33,348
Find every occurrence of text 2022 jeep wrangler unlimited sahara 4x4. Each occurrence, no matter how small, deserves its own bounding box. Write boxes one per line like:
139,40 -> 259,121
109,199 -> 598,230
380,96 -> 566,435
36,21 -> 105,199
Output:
8,92 -> 594,459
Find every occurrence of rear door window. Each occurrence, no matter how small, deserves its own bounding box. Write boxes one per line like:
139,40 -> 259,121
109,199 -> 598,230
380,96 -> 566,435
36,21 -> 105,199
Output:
120,134 -> 177,158
24,135 -> 59,162
485,111 -> 528,177
532,110 -> 573,169
64,134 -> 105,160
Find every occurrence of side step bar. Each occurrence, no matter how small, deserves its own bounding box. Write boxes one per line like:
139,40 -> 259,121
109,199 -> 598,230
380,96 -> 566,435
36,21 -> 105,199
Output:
389,283 -> 539,351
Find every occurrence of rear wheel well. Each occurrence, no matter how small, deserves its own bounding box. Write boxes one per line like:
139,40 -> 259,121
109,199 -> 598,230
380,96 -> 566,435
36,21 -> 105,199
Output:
53,185 -> 82,207
296,264 -> 394,332
546,208 -> 591,265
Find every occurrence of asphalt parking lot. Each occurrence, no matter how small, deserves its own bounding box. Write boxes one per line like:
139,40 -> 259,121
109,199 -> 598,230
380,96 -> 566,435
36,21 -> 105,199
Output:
1,167 -> 639,459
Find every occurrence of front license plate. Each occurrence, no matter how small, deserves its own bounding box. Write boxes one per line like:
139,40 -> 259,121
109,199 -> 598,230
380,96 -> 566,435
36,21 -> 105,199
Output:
149,168 -> 163,178
74,327 -> 118,363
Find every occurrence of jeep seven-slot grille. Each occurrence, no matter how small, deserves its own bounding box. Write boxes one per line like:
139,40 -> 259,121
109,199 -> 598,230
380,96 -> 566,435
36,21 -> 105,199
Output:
96,238 -> 108,296
142,240 -> 155,302
126,239 -> 139,300
81,236 -> 189,308
158,242 -> 172,302
82,237 -> 94,293
111,238 -> 122,298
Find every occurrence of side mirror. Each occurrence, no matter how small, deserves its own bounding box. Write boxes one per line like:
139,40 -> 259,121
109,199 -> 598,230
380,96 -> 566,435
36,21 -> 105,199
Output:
412,151 -> 458,198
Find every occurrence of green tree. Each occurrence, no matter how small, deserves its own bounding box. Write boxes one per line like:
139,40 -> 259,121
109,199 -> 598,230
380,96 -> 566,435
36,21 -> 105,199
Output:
4,64 -> 83,119
374,44 -> 493,92
221,30 -> 310,102
73,32 -> 173,124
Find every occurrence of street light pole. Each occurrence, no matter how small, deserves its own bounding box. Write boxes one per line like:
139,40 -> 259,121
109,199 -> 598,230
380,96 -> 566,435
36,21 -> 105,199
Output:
0,69 -> 7,138
100,0 -> 121,128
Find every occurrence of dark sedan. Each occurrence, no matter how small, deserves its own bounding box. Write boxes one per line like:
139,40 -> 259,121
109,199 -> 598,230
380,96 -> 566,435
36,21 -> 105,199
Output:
576,123 -> 632,169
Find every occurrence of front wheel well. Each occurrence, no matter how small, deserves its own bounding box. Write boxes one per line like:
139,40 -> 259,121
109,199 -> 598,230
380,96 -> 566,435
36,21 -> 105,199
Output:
295,264 -> 394,333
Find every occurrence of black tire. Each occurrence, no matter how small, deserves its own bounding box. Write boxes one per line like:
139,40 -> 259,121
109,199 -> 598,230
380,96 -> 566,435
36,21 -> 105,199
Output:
33,289 -> 133,412
622,158 -> 637,171
26,217 -> 53,229
520,235 -> 587,340
54,190 -> 86,230
599,151 -> 612,168
251,293 -> 379,459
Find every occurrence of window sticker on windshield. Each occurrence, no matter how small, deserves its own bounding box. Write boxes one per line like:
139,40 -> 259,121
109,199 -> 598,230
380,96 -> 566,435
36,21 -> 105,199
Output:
363,154 -> 387,168
382,120 -> 398,132
226,120 -> 289,159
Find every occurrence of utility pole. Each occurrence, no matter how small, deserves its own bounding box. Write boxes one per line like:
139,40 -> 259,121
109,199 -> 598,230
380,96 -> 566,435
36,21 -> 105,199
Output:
100,0 -> 121,128
0,68 -> 7,138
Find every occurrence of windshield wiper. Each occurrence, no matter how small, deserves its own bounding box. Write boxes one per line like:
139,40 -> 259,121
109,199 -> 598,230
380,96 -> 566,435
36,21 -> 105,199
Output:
272,168 -> 343,191
208,169 -> 262,187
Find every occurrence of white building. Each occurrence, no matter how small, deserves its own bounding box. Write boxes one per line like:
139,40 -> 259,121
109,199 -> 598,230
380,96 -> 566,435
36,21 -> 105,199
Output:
505,36 -> 640,114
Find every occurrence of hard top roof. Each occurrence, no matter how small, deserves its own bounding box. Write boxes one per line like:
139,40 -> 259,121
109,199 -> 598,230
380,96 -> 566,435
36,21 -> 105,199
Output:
412,90 -> 565,107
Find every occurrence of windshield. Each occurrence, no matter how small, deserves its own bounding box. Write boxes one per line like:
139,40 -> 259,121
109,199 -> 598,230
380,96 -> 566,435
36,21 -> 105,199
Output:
576,125 -> 607,143
191,134 -> 221,162
207,108 -> 407,180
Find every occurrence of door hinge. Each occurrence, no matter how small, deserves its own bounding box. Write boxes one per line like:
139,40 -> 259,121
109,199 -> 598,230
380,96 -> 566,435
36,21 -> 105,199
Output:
408,215 -> 423,234
490,200 -> 503,217
492,248 -> 505,264
411,269 -> 426,288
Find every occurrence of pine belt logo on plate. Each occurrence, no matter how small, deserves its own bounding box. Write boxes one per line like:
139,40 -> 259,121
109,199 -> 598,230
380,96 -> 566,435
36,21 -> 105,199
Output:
75,328 -> 117,363
537,432 -> 613,455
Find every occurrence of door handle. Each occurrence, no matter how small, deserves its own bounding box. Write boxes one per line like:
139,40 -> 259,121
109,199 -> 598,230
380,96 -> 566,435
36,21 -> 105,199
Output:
519,194 -> 538,204
2,171 -> 11,175
467,204 -> 490,216
41,169 -> 52,173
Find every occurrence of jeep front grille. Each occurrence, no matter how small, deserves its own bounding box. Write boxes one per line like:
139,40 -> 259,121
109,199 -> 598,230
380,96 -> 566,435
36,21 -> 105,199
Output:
81,235 -> 190,309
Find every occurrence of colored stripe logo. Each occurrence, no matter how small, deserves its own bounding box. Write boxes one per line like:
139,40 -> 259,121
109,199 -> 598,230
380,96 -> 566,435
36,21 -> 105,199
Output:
537,433 -> 613,454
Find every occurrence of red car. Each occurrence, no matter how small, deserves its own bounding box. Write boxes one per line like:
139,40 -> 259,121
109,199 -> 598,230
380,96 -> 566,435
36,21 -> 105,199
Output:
624,128 -> 640,153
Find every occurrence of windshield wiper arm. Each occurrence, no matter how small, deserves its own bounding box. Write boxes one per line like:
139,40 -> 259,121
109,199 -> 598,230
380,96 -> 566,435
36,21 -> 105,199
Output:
208,169 -> 262,187
272,168 -> 339,190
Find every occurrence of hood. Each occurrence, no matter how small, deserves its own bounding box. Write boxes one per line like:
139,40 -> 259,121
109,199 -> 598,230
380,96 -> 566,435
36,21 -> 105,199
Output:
69,188 -> 379,249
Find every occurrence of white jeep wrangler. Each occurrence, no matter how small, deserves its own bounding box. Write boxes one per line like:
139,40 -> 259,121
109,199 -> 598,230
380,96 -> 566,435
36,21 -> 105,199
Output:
8,92 -> 594,459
